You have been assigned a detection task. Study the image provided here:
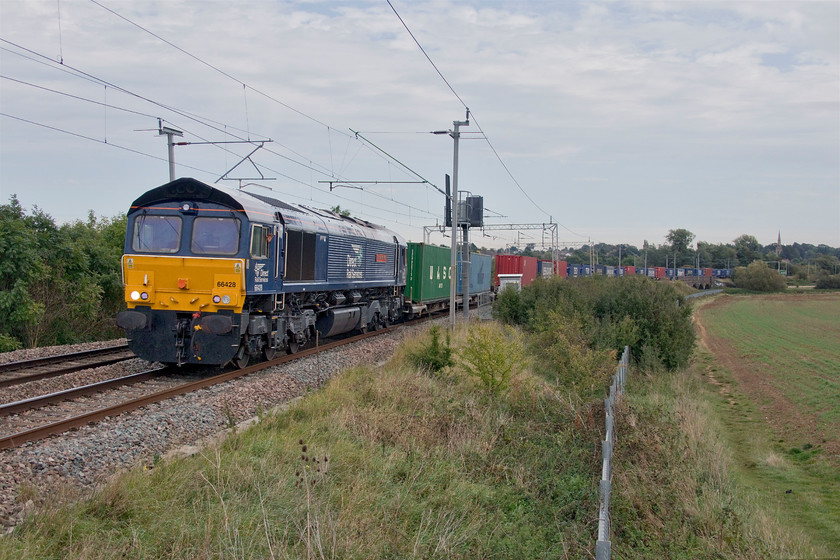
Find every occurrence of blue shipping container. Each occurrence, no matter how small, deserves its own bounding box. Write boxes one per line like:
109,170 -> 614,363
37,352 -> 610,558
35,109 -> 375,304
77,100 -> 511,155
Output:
457,252 -> 493,295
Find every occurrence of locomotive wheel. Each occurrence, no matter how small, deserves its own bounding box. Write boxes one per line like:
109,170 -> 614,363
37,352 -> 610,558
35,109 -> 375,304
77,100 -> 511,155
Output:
232,346 -> 250,369
263,344 -> 277,361
286,340 -> 299,354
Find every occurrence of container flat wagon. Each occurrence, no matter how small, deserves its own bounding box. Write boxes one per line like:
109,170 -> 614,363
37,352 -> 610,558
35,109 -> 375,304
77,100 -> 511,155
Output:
404,242 -> 451,317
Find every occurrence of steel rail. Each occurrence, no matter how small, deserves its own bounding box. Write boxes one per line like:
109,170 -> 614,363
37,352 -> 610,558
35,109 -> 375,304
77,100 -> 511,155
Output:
0,344 -> 134,388
0,368 -> 167,417
0,320 -> 425,451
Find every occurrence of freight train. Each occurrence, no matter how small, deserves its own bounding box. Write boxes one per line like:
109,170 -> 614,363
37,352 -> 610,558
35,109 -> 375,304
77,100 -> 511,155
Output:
493,254 -> 732,289
116,178 -> 492,367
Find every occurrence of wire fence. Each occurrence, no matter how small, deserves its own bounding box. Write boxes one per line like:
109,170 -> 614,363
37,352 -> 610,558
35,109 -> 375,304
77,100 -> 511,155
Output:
594,290 -> 719,557
595,345 -> 629,560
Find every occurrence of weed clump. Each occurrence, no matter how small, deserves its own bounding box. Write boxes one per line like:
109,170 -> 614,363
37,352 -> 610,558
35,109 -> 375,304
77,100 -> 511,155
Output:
294,440 -> 329,490
406,325 -> 454,374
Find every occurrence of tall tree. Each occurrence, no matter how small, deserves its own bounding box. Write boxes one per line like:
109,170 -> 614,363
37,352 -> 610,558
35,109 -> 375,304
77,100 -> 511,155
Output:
733,234 -> 762,265
666,228 -> 696,265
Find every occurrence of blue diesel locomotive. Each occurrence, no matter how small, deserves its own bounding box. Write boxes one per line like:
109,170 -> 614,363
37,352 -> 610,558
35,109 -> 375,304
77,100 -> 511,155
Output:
116,178 -> 406,367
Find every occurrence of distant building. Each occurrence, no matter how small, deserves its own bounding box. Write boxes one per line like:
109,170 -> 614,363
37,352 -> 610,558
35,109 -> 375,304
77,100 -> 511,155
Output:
776,231 -> 782,257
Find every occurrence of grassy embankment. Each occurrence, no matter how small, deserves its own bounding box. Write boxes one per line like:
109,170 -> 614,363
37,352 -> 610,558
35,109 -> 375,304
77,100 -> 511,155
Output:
695,294 -> 840,553
610,293 -> 839,559
3,280 -> 833,559
1,322 -> 605,559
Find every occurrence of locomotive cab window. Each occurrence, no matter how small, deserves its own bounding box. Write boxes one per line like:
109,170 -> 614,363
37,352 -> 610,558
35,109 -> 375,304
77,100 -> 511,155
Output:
191,217 -> 239,255
250,224 -> 272,259
132,215 -> 182,253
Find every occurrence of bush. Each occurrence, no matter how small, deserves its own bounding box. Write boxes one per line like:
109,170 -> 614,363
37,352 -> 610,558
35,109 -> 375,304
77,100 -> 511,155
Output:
457,322 -> 526,394
531,310 -> 614,394
732,261 -> 786,292
0,196 -> 127,348
492,285 -> 527,325
0,333 -> 21,352
494,276 -> 695,372
815,274 -> 840,289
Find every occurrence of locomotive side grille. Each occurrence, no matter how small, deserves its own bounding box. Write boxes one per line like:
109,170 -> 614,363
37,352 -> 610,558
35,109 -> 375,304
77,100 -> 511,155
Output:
365,239 -> 396,278
328,236 -> 396,282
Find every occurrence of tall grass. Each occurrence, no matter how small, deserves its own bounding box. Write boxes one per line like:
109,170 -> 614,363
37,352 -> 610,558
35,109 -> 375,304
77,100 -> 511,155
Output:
611,362 -> 823,559
1,323 -> 602,559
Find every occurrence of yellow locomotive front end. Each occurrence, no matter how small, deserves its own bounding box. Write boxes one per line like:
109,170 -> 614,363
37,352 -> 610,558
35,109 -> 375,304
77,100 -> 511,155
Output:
122,255 -> 245,315
118,255 -> 247,365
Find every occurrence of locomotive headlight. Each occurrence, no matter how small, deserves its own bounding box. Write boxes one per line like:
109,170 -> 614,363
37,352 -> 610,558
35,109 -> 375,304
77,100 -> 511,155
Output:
130,291 -> 141,301
222,295 -> 231,304
213,295 -> 221,304
140,292 -> 149,300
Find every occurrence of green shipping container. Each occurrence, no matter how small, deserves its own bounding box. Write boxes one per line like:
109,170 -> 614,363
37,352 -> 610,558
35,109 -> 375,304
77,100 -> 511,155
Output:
405,242 -> 452,303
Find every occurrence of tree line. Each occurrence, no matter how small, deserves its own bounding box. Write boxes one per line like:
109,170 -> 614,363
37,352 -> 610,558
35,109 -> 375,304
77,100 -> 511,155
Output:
0,196 -> 126,352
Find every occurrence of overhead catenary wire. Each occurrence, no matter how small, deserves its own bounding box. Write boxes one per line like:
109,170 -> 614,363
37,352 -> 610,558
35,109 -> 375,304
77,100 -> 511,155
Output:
350,129 -> 444,196
2,22 -> 448,216
56,0 -> 64,64
386,0 -> 588,239
386,0 -> 468,110
89,0 -> 344,134
2,103 -> 438,225
2,7 -> 465,236
1,38 -> 441,222
0,111 -> 210,174
0,74 -> 160,120
0,103 -> 435,228
84,2 -> 453,202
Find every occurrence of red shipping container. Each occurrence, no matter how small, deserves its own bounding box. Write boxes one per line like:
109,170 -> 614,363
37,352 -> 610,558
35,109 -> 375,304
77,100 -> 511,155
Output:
654,266 -> 666,279
495,254 -> 539,287
703,268 -> 714,277
624,266 -> 636,276
555,260 -> 568,278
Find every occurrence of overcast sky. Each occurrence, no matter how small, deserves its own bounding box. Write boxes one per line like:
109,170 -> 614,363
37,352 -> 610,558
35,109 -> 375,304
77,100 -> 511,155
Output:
1,0 -> 837,250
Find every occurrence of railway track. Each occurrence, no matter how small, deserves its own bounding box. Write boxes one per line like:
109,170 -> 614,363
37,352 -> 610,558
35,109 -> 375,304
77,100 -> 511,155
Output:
0,368 -> 167,418
0,319 -> 429,451
0,344 -> 134,389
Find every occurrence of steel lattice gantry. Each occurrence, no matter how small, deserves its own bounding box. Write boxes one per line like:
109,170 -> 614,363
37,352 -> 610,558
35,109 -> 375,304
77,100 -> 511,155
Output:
478,223 -> 560,268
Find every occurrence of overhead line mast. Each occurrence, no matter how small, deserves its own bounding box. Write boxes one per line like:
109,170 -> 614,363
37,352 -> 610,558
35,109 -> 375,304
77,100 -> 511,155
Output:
434,111 -> 470,329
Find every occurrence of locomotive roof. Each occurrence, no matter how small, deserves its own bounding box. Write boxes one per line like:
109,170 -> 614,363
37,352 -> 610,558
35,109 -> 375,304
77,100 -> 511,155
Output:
131,178 -> 403,244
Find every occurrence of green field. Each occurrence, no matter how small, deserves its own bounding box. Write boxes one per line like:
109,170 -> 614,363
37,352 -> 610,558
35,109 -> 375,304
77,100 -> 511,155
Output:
697,293 -> 840,553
